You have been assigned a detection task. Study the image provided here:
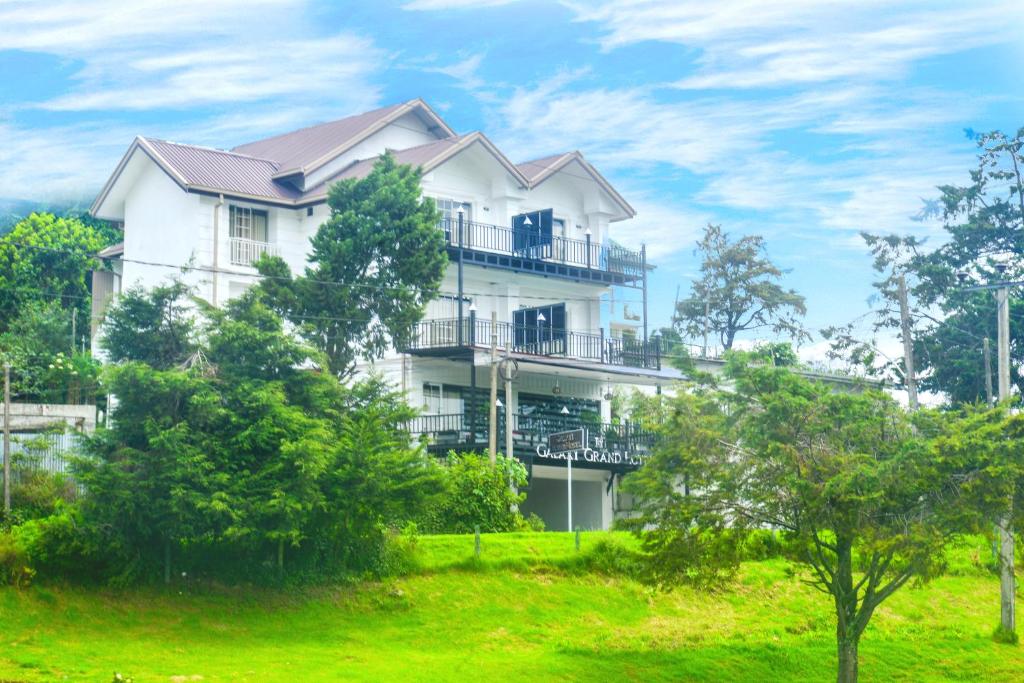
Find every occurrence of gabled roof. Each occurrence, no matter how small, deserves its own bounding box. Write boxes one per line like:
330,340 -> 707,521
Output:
517,151 -> 636,219
144,138 -> 302,200
302,132 -> 530,201
91,99 -> 636,222
231,98 -> 455,180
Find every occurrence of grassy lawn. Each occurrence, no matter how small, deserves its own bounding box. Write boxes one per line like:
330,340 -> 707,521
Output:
2,532 -> 1023,681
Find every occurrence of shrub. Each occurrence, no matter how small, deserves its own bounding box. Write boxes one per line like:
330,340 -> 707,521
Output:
0,530 -> 34,587
419,453 -> 528,534
517,513 -> 546,533
11,468 -> 77,521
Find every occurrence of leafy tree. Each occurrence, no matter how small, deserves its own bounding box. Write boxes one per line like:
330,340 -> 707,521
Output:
0,212 -> 114,341
674,224 -> 808,351
624,359 -> 1000,683
100,280 -> 198,370
68,285 -> 443,583
256,153 -> 447,378
830,128 -> 1024,403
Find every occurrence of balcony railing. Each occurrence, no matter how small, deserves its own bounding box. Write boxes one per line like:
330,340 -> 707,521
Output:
405,412 -> 656,468
230,238 -> 280,266
439,217 -> 644,280
403,317 -> 662,370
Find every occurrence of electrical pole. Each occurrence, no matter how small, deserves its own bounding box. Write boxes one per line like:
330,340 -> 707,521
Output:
70,308 -> 77,351
983,337 -> 994,405
504,353 -> 513,461
488,311 -> 498,463
996,284 -> 1014,636
897,275 -> 918,410
3,364 -> 10,514
702,300 -> 710,359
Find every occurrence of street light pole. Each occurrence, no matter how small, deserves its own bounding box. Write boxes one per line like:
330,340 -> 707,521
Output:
996,282 -> 1015,636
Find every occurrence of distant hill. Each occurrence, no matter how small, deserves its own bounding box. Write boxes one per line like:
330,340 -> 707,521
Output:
0,197 -> 92,233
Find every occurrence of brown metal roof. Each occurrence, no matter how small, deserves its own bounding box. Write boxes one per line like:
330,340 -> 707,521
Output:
143,138 -> 302,200
516,152 -> 573,183
93,100 -> 632,219
230,99 -> 455,178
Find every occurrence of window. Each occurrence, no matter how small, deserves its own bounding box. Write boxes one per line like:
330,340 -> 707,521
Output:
435,198 -> 471,227
423,383 -> 465,415
229,206 -> 268,243
513,303 -> 567,352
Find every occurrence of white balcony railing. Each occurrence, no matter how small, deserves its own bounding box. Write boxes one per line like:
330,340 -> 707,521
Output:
229,238 -> 279,266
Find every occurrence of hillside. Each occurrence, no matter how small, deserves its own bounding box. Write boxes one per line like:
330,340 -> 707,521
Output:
1,532 -> 1023,682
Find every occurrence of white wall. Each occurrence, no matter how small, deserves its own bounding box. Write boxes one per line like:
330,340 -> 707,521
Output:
121,162 -> 204,293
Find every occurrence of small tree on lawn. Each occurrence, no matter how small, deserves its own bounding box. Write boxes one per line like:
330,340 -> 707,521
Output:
624,358 -> 1002,683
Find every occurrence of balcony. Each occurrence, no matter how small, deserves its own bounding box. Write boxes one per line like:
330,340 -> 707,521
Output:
402,317 -> 662,370
439,217 -> 645,287
405,412 -> 655,471
230,237 -> 280,266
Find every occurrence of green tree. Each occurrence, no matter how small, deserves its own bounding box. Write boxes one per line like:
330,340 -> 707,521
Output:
100,280 -> 198,370
833,128 -> 1024,403
69,285 -> 442,583
624,359 -> 1000,683
674,224 -> 808,352
256,153 -> 447,378
0,212 -> 113,341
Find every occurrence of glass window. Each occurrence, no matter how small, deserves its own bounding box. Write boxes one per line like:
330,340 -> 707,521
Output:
435,198 -> 471,226
229,206 -> 268,242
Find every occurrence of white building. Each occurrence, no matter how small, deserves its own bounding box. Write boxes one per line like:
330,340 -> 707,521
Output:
90,99 -> 680,531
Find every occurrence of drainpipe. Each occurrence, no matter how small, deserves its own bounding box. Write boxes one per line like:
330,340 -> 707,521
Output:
212,194 -> 224,306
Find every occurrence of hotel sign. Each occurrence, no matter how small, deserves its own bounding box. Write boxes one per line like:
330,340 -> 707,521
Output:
534,443 -> 649,468
548,428 -> 586,453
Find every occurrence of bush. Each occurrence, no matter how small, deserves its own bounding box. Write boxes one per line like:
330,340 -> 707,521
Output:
13,505 -> 113,582
11,468 -> 77,521
0,530 -> 33,587
419,453 -> 528,534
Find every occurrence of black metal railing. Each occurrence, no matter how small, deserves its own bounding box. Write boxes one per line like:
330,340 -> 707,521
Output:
439,217 -> 644,279
405,412 -> 656,464
403,317 -> 662,370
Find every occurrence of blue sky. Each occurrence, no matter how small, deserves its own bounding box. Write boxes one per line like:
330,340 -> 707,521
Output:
2,0 -> 1023,359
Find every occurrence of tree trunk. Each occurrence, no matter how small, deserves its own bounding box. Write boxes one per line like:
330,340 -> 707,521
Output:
837,636 -> 858,683
277,538 -> 284,577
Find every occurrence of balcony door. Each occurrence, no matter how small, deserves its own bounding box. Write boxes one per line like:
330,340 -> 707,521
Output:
513,303 -> 566,354
512,209 -> 553,258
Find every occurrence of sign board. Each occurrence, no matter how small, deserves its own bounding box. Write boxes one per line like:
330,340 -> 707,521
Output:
548,428 -> 586,453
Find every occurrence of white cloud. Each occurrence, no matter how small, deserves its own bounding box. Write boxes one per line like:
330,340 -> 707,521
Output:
566,0 -> 1024,89
40,35 -> 384,112
0,0 -> 389,199
402,0 -> 517,9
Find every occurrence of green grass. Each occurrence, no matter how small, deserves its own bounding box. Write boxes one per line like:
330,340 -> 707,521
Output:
2,533 -> 1023,682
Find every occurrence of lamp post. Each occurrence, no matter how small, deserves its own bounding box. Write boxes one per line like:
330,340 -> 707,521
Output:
958,261 -> 1018,637
537,311 -> 546,354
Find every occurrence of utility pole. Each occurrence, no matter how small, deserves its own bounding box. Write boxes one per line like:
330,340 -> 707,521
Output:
897,275 -> 918,410
3,364 -> 10,514
996,283 -> 1015,637
983,337 -> 994,405
702,300 -> 710,359
70,309 -> 77,351
488,311 -> 498,463
504,353 -> 513,461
